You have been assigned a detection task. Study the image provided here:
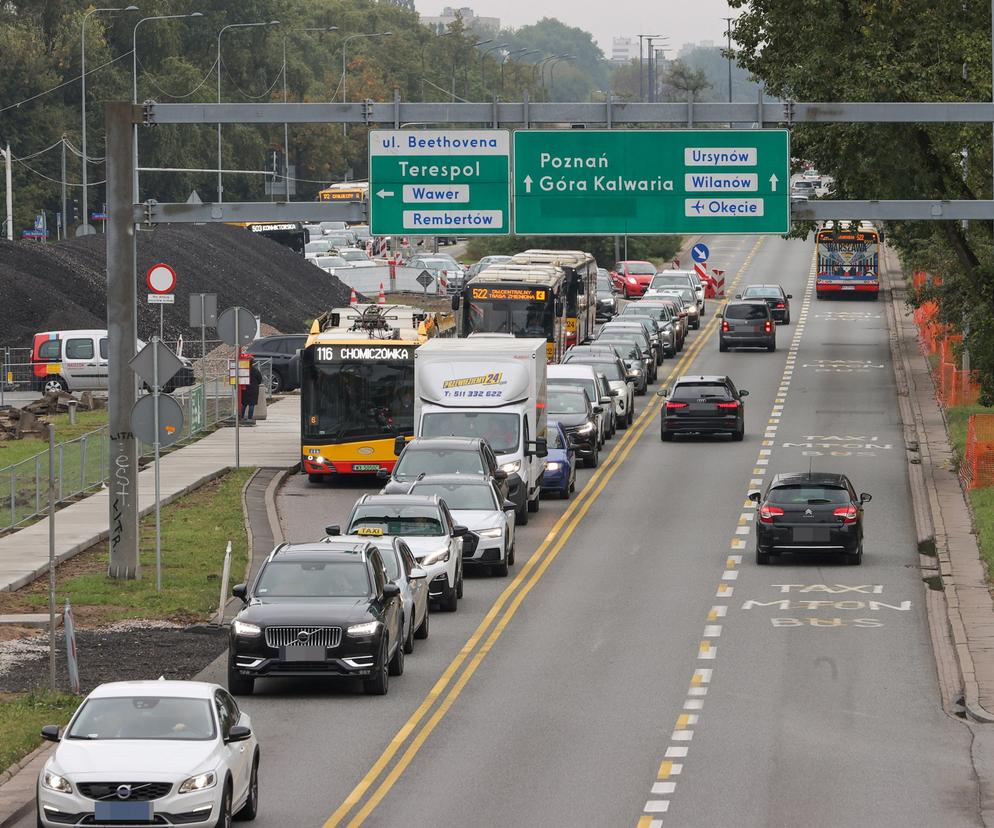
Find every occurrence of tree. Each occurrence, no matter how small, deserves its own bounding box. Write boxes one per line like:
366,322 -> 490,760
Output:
659,60 -> 711,103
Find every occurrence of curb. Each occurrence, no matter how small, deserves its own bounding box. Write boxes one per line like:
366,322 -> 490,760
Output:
0,743 -> 52,828
883,250 -> 994,725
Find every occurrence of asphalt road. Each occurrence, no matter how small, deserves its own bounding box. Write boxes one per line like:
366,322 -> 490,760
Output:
18,233 -> 982,828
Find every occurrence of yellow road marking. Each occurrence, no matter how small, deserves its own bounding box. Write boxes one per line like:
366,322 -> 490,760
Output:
637,816 -> 656,828
657,760 -> 674,779
324,238 -> 764,827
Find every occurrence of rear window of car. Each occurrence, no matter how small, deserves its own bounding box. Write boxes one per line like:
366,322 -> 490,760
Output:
99,338 -> 108,359
573,359 -> 624,382
548,389 -> 589,414
37,340 -> 60,360
595,341 -> 640,360
742,287 -> 782,299
65,338 -> 94,359
650,275 -> 692,289
768,485 -> 851,505
625,263 -> 656,275
672,382 -> 731,400
726,303 -> 770,320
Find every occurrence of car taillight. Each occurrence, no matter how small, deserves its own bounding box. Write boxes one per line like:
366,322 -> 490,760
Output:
716,401 -> 739,409
721,320 -> 729,332
776,302 -> 785,308
833,505 -> 858,524
759,504 -> 784,523
764,320 -> 773,333
665,401 -> 688,410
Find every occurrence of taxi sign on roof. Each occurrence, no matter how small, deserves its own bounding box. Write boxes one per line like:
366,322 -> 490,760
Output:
357,527 -> 384,536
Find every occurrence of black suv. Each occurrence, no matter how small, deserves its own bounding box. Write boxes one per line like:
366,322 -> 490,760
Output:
547,386 -> 600,467
658,374 -> 748,441
245,334 -> 307,393
718,300 -> 776,352
228,539 -> 403,696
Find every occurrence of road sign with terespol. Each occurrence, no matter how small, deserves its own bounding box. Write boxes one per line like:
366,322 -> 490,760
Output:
513,129 -> 789,235
369,129 -> 510,236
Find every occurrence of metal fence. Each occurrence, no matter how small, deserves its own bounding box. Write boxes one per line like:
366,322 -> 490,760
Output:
0,354 -> 272,534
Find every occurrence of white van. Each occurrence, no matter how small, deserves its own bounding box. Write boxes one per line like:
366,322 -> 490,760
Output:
31,329 -> 193,394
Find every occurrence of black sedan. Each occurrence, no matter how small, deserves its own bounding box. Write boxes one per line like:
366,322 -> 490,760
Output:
736,284 -> 792,324
547,386 -> 600,468
658,375 -> 748,441
228,539 -> 403,696
750,472 -> 871,565
595,269 -> 617,321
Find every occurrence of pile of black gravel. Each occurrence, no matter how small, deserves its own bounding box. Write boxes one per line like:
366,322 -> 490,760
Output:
0,224 -> 353,349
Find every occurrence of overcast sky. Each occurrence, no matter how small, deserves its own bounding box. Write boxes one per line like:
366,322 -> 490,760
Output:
414,0 -> 737,56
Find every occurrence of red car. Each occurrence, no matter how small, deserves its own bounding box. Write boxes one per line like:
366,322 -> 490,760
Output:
610,261 -> 658,298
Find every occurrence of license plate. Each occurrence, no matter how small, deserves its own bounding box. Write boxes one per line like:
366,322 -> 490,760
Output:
841,285 -> 855,291
352,464 -> 381,471
281,645 -> 326,662
94,801 -> 153,822
793,527 -> 830,542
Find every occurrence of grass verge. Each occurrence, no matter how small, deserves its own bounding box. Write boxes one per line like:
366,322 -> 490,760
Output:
0,409 -> 108,468
0,468 -> 254,626
0,691 -> 79,772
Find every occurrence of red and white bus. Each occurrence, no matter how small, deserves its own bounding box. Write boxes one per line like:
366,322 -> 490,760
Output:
815,221 -> 880,300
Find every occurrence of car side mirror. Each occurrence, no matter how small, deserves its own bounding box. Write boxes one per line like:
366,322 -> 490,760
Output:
787,294 -> 793,299
860,492 -> 872,503
232,583 -> 248,602
409,567 -> 427,580
610,389 -> 620,397
748,491 -> 762,503
714,311 -> 723,318
376,468 -> 390,480
734,293 -> 742,299
393,436 -> 406,456
41,725 -> 61,743
451,294 -> 460,311
739,389 -> 749,397
600,396 -> 612,404
227,725 -> 253,743
325,525 -> 341,536
494,469 -> 508,481
593,405 -> 603,414
383,582 -> 401,598
533,437 -> 548,458
655,388 -> 667,397
452,525 -> 468,537
503,500 -> 516,511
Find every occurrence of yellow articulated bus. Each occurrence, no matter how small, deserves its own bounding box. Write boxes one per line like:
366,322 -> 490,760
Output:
299,304 -> 455,482
317,182 -> 369,203
510,250 -> 597,349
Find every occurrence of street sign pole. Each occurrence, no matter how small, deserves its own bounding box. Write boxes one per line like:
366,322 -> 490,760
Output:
152,338 -> 161,592
234,314 -> 239,470
47,423 -> 56,691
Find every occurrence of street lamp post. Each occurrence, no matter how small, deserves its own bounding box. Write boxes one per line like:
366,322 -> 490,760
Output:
480,42 -> 507,92
549,55 -> 574,96
464,39 -> 492,95
723,17 -> 734,103
342,32 -> 392,135
637,34 -> 660,102
500,48 -> 528,93
133,12 -> 201,206
82,6 -> 138,237
283,26 -> 336,200
217,20 -> 279,202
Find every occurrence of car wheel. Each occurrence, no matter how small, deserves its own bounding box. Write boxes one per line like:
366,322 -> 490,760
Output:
269,371 -> 284,394
214,781 -> 233,828
307,473 -> 324,485
363,639 -> 390,695
456,565 -> 464,599
846,544 -> 864,566
516,503 -> 529,526
783,312 -> 791,325
442,576 -> 458,612
403,615 -> 415,654
732,429 -> 744,442
661,431 -> 673,442
235,755 -> 259,821
561,481 -> 571,500
756,547 -> 771,565
636,384 -> 646,397
816,292 -> 826,300
227,660 -> 254,696
492,557 -> 509,577
414,609 -> 429,640
587,446 -> 599,468
692,319 -> 700,330
388,633 -> 405,676
508,541 -> 516,566
719,340 -> 728,353
767,341 -> 777,353
528,493 -> 540,513
43,376 -> 67,394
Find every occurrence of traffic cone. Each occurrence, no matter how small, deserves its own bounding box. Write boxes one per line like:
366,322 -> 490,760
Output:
377,283 -> 386,304
349,287 -> 357,305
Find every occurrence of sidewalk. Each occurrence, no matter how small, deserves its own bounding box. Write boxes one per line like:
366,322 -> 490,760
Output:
886,254 -> 994,722
0,396 -> 301,594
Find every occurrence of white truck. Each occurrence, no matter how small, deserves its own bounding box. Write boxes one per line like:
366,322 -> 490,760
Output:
414,338 -> 548,524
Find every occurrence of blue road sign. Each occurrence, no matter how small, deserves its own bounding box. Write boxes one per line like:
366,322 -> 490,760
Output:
691,243 -> 710,263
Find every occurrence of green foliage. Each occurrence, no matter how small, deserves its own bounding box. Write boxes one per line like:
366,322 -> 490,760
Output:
0,691 -> 81,772
465,235 -> 682,270
660,61 -> 712,103
729,0 -> 994,399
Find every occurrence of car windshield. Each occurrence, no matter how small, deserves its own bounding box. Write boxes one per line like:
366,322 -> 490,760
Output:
660,288 -> 695,302
726,303 -> 769,320
349,504 -> 445,536
315,256 -> 349,268
411,483 -> 497,511
743,286 -> 782,299
596,340 -> 641,360
600,331 -> 646,350
624,263 -> 656,275
672,382 -> 732,400
546,426 -> 565,449
650,275 -> 692,289
768,485 -> 851,505
256,560 -> 370,597
596,276 -> 612,291
420,412 -> 520,455
548,389 -> 589,415
394,448 -> 486,480
622,306 -> 666,321
551,378 -> 599,404
566,357 -> 624,382
68,697 -> 216,741
340,250 -> 370,262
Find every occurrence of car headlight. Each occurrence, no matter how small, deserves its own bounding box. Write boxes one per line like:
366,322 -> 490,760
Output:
626,276 -> 638,284
500,460 -> 521,475
178,771 -> 217,794
478,527 -> 503,538
545,461 -> 561,471
42,770 -> 72,794
421,546 -> 451,566
627,370 -> 641,380
577,422 -> 595,434
347,621 -> 380,637
232,620 -> 261,637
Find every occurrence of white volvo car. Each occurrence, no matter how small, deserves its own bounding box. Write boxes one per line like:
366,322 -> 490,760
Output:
37,680 -> 259,828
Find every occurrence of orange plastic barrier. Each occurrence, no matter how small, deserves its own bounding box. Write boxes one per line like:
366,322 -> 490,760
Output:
962,414 -> 994,489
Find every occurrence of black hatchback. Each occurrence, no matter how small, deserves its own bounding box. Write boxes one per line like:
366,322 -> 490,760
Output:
736,284 -> 792,324
245,334 -> 308,393
658,375 -> 748,441
750,472 -> 872,565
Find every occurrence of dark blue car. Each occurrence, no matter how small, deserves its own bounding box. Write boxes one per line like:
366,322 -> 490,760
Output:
541,420 -> 576,499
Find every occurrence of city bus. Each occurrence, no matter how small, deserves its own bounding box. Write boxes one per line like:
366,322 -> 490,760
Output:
816,221 -> 880,299
453,265 -> 568,362
299,304 -> 455,481
510,249 -> 597,348
317,181 -> 369,204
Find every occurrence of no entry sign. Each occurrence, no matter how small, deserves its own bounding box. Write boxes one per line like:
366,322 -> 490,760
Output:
146,263 -> 177,294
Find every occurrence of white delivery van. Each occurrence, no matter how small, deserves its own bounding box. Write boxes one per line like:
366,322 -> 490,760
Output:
414,338 -> 548,523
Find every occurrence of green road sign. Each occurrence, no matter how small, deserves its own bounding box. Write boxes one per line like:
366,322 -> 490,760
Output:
369,130 -> 510,236
513,129 -> 790,235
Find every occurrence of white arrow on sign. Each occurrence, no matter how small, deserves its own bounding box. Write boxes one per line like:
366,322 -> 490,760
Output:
523,175 -> 533,194
769,174 -> 779,192
376,189 -> 395,199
